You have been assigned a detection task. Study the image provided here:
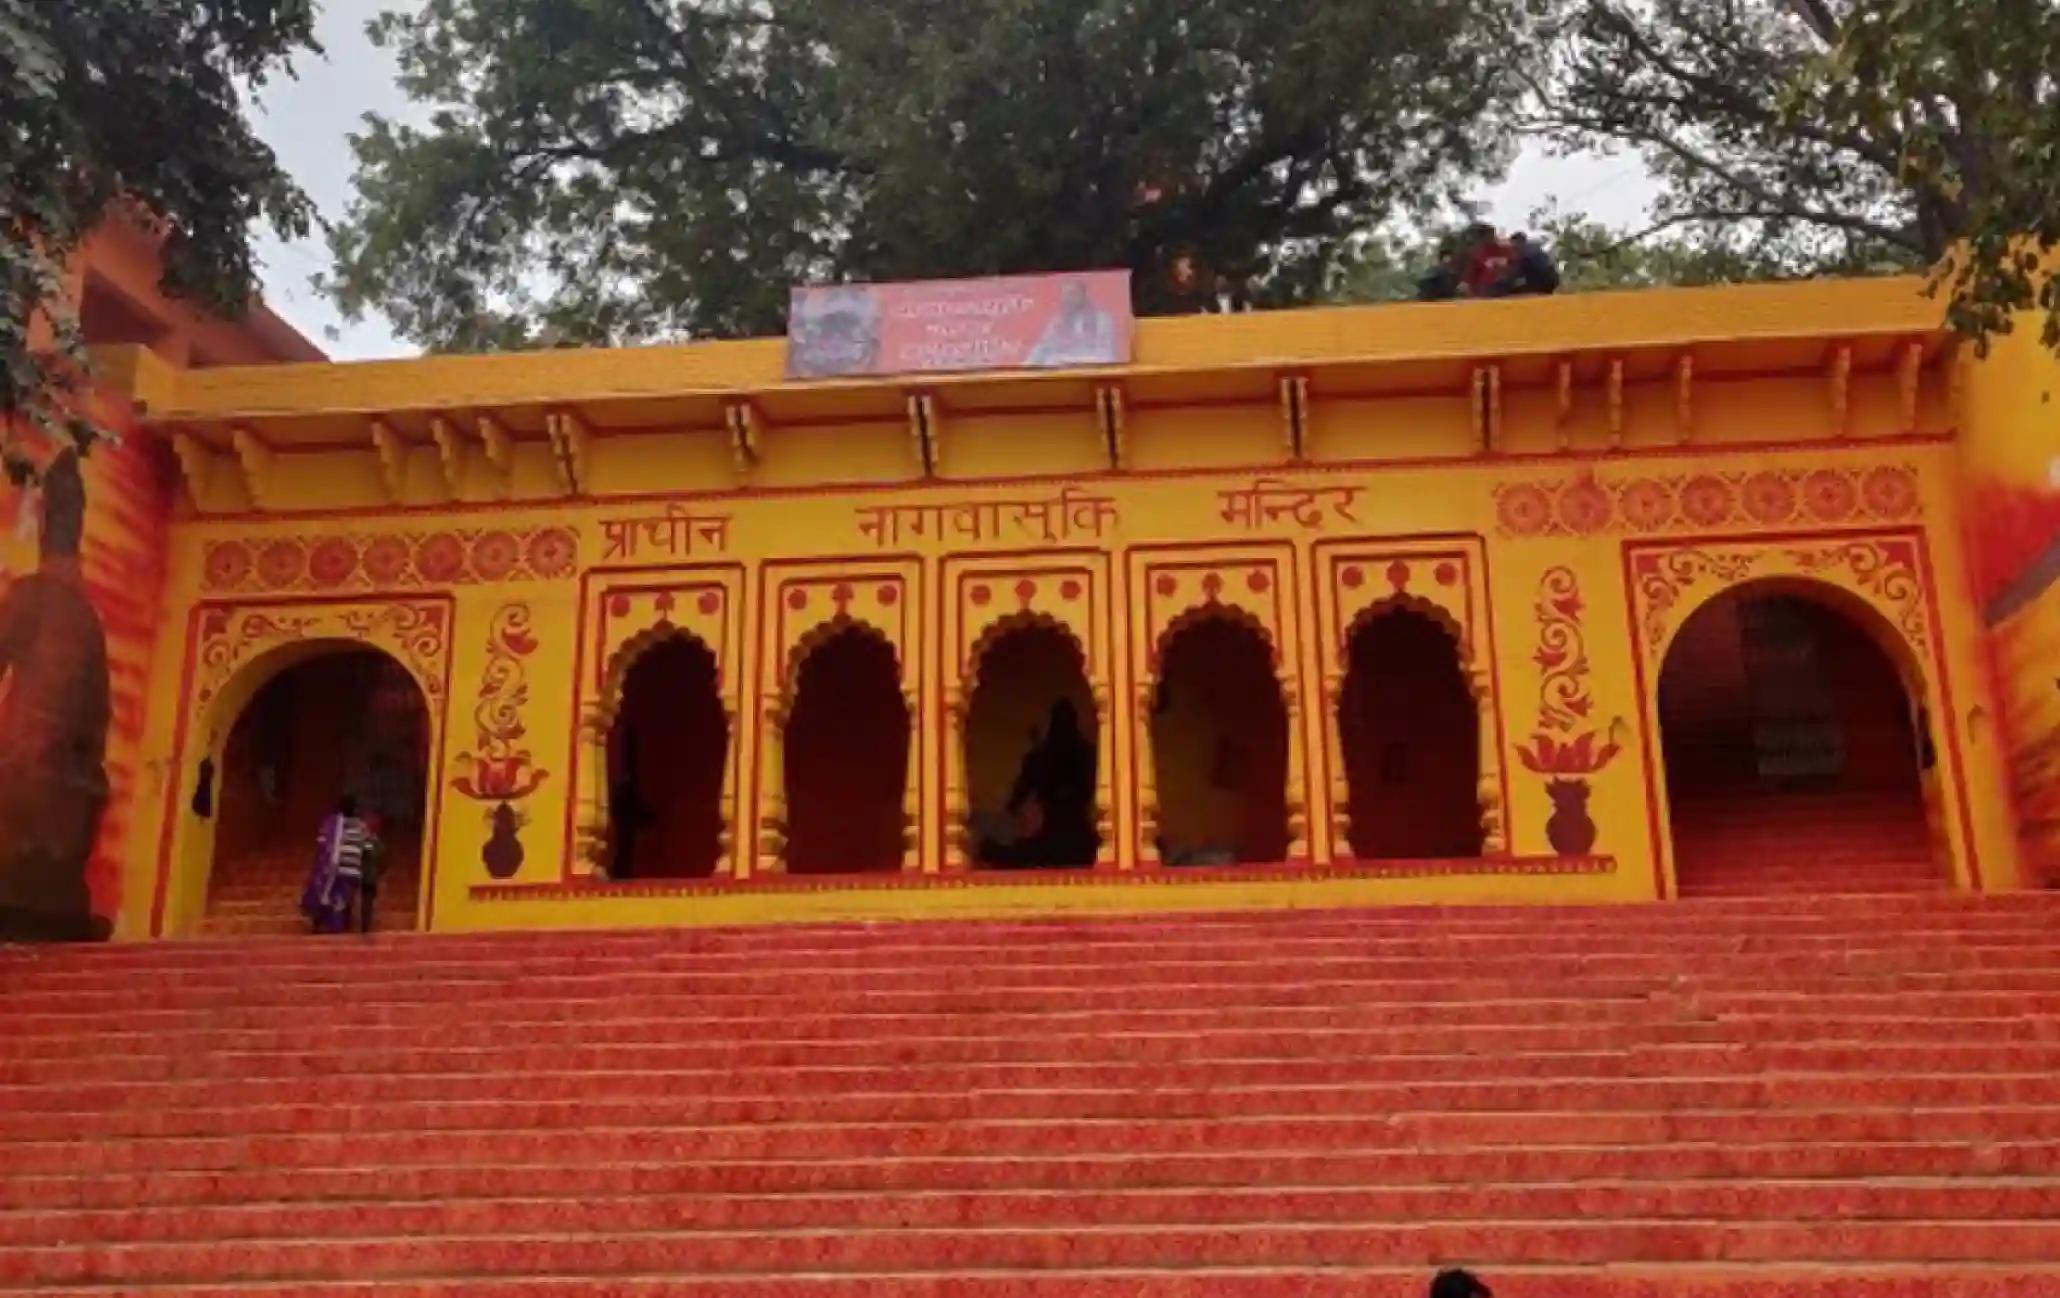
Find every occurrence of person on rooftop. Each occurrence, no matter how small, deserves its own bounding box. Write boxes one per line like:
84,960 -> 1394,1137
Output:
1494,231 -> 1563,297
1458,223 -> 1514,298
1416,237 -> 1466,301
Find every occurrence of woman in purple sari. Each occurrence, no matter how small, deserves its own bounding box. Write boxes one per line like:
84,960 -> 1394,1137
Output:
302,795 -> 371,935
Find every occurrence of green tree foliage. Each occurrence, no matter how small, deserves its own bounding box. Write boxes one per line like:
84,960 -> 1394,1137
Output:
323,0 -> 1524,350
0,0 -> 316,458
1524,0 -> 2060,349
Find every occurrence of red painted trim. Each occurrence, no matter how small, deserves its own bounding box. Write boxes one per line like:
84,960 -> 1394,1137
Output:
469,851 -> 1617,901
1306,536 -> 1503,865
173,432 -> 1957,525
148,605 -> 208,936
1122,541 -> 1305,867
744,554 -> 926,880
420,608 -> 457,930
940,556 -> 1107,871
1914,533 -> 1983,891
1623,540 -> 1671,901
560,563 -> 748,884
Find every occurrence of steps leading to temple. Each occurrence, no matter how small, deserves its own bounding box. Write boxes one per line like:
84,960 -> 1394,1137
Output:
200,845 -> 421,937
1670,790 -> 1940,896
4,893 -> 2060,1293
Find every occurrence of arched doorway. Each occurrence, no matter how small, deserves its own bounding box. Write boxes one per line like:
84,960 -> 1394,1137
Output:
1151,615 -> 1289,866
963,621 -> 1098,869
1338,606 -> 1481,859
606,635 -> 728,879
209,648 -> 428,933
784,624 -> 909,874
1658,584 -> 1937,895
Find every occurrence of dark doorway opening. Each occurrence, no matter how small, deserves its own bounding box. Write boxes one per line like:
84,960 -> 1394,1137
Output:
784,626 -> 909,874
211,650 -> 427,932
607,635 -> 728,879
1659,586 -> 1937,895
1338,607 -> 1482,859
965,622 -> 1098,869
1150,615 -> 1289,866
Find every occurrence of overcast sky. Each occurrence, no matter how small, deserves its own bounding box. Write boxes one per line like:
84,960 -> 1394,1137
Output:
247,0 -> 1661,361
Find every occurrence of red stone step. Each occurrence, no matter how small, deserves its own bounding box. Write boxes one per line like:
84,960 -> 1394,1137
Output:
40,1271 -> 2060,1298
8,1179 -> 2060,1247
15,1107 -> 2060,1177
11,1219 -> 2060,1286
13,1038 -> 2060,1114
15,1073 -> 2060,1142
8,1139 -> 2059,1212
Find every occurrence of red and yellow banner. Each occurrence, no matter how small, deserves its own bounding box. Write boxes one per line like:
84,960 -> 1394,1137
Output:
787,270 -> 1133,379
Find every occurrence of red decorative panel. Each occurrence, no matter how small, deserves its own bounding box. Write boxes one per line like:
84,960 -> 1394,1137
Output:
1495,463 -> 1921,538
566,563 -> 748,880
192,599 -> 451,708
1628,535 -> 1931,658
200,523 -> 580,593
1310,536 -> 1505,862
939,552 -> 1115,871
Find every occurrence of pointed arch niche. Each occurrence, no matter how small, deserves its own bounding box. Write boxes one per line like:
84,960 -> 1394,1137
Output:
600,629 -> 729,879
1626,534 -> 1975,897
754,563 -> 923,875
572,569 -> 745,881
1128,547 -> 1309,868
1313,540 -> 1504,866
941,559 -> 1113,872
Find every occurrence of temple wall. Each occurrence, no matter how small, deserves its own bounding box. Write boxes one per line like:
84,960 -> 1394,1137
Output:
1956,321 -> 2060,886
118,396 -> 2022,935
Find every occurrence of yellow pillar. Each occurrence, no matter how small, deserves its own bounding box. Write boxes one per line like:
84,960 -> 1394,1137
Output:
575,701 -> 611,875
717,701 -> 742,879
941,689 -> 971,871
902,688 -> 924,872
1282,677 -> 1310,861
1322,671 -> 1352,861
756,697 -> 789,875
1474,667 -> 1506,855
1091,679 -> 1115,865
1133,680 -> 1162,866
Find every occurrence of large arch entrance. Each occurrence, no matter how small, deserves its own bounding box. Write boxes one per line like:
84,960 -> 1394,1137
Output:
606,635 -> 728,879
964,621 -> 1098,869
1338,606 -> 1482,859
1658,583 -> 1938,895
1151,615 -> 1289,866
208,648 -> 428,933
784,624 -> 909,874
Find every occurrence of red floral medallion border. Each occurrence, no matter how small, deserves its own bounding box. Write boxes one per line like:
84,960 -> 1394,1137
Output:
202,525 -> 579,593
1495,463 -> 1920,538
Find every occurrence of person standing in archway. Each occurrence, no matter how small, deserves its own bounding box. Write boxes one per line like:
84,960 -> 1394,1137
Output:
302,795 -> 376,935
998,699 -> 1098,868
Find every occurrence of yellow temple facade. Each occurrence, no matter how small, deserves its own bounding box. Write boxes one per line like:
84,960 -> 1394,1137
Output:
17,272 -> 2060,941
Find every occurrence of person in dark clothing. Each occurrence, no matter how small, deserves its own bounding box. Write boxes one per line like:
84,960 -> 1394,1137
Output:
1429,1268 -> 1493,1298
987,699 -> 1098,868
357,813 -> 385,934
609,729 -> 653,881
1415,238 -> 1465,301
1496,232 -> 1562,296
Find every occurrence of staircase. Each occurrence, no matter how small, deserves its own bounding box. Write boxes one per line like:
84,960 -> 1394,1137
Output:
201,843 -> 421,937
1671,790 -> 1941,897
4,892 -> 2060,1294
